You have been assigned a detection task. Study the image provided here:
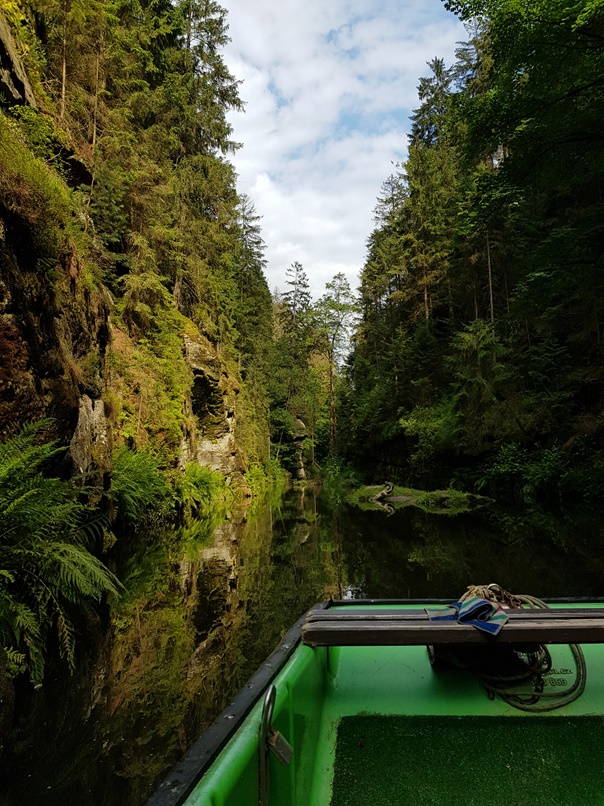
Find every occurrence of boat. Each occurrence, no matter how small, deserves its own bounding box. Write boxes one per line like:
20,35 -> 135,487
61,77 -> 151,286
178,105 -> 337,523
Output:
147,587 -> 604,806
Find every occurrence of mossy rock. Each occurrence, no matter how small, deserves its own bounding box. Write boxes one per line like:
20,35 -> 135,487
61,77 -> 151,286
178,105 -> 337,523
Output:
344,484 -> 485,515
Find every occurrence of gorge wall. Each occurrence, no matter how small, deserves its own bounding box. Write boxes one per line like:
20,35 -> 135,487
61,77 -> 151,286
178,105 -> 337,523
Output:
0,6 -> 263,489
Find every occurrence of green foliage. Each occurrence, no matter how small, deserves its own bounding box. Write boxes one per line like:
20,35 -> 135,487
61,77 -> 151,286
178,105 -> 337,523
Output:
314,273 -> 358,455
0,422 -> 119,684
112,287 -> 194,452
8,106 -> 68,164
2,0 -> 280,495
341,0 -> 604,500
0,112 -> 73,260
321,459 -> 359,508
478,439 -> 604,503
477,443 -> 566,502
559,438 -> 604,500
172,462 -> 224,520
415,487 -> 477,515
110,447 -> 229,530
399,398 -> 458,482
109,446 -> 174,526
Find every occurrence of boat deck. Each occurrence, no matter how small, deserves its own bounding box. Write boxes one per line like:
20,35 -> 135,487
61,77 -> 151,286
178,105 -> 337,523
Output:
308,637 -> 604,805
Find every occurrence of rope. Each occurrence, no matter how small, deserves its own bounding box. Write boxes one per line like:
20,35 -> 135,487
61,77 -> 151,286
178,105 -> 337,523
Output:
459,584 -> 587,712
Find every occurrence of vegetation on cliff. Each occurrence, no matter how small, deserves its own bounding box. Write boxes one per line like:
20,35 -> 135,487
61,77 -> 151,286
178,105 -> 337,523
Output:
0,0 -> 274,472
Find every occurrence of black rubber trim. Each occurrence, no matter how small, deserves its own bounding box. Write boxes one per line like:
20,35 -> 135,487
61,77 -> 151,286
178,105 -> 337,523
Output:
146,603 -> 327,806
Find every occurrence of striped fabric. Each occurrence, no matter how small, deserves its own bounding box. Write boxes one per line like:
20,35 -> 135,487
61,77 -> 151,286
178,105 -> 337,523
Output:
426,596 -> 509,636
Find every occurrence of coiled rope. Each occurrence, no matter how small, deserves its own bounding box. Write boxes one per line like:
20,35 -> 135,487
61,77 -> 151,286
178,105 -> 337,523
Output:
459,584 -> 586,712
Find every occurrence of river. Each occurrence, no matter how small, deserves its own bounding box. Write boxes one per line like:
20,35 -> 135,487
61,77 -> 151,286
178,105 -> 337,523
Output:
2,487 -> 604,804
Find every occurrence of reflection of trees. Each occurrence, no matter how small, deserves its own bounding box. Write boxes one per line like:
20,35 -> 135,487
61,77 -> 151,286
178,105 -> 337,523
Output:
485,505 -> 604,596
404,513 -> 472,588
337,503 -> 604,600
4,490 -> 338,804
235,487 -> 338,678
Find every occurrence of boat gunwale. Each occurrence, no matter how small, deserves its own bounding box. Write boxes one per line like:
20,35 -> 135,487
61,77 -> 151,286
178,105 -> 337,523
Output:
329,597 -> 604,605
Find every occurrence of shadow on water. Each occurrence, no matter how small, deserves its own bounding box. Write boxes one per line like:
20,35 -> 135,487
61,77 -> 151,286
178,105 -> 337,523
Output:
2,488 -> 604,804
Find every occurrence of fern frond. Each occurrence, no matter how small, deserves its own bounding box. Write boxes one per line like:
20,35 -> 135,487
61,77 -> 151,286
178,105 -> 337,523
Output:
0,643 -> 28,678
55,611 -> 76,670
40,542 -> 121,601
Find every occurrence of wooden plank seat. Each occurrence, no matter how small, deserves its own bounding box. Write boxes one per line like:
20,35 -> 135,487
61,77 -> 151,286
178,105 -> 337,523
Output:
301,608 -> 604,647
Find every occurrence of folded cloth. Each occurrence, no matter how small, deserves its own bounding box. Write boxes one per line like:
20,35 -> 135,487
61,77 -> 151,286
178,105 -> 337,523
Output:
426,595 -> 509,636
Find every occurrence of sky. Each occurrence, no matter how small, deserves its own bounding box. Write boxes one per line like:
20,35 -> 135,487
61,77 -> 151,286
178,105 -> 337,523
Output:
220,0 -> 466,298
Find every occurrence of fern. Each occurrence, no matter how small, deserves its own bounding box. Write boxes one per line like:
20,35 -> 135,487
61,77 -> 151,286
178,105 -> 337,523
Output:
173,462 -> 223,520
0,421 -> 120,685
109,446 -> 173,525
5,647 -> 26,678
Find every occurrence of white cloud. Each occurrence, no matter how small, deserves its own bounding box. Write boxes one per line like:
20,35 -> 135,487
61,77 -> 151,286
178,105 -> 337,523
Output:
221,0 -> 465,297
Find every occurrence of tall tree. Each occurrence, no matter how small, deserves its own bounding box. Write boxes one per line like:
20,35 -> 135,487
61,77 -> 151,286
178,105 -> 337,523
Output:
314,273 -> 357,454
281,261 -> 312,331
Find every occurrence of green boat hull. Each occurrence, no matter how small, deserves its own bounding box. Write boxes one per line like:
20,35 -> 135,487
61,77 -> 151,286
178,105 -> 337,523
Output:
149,601 -> 604,806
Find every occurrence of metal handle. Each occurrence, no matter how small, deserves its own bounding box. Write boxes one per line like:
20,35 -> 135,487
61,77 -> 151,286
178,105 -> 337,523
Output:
259,685 -> 276,806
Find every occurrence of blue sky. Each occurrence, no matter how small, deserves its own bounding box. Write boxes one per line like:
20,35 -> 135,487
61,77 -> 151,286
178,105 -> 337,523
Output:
220,0 -> 465,297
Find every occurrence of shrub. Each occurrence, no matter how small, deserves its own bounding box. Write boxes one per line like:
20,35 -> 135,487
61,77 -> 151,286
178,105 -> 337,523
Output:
172,462 -> 223,521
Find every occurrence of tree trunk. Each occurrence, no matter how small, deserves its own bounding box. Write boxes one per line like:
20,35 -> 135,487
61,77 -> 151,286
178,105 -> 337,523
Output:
423,276 -> 430,320
0,647 -> 15,761
59,0 -> 68,120
329,349 -> 336,454
486,230 -> 494,324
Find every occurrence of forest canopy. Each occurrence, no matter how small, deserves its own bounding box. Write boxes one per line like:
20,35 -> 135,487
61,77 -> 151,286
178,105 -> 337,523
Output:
339,0 -> 604,502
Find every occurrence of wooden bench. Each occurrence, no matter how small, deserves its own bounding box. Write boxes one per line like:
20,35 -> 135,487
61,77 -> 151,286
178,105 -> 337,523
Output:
301,608 -> 604,647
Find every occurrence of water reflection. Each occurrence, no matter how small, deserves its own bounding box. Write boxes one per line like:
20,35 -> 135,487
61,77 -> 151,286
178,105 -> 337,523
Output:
2,486 -> 335,805
331,503 -> 604,600
2,489 -> 604,804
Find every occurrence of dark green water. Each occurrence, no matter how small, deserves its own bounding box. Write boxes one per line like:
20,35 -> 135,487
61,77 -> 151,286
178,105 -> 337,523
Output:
2,489 -> 604,804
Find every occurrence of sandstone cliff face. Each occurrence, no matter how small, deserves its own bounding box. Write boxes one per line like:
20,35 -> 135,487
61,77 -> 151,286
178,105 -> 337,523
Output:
69,396 -> 111,477
0,179 -> 248,484
0,12 -> 112,468
0,216 -> 248,481
182,332 -> 246,480
0,225 -> 112,475
0,14 -> 36,107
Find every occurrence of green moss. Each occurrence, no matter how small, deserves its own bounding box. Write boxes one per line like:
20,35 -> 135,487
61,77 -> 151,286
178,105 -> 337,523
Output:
0,112 -> 73,260
111,289 -> 193,453
344,484 -> 483,515
8,106 -> 69,165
